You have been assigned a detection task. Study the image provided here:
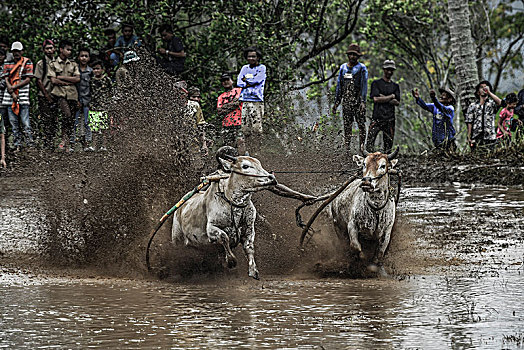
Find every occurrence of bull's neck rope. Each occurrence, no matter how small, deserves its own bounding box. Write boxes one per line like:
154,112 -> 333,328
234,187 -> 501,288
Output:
216,179 -> 250,208
366,172 -> 393,211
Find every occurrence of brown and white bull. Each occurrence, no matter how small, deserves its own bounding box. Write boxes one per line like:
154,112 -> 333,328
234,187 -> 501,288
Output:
171,155 -> 277,280
330,148 -> 399,275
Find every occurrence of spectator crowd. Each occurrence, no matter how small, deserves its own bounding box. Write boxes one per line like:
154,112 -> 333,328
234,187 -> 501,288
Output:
0,26 -> 522,169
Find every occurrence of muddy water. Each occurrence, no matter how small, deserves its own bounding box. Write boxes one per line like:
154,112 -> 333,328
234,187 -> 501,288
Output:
1,183 -> 523,349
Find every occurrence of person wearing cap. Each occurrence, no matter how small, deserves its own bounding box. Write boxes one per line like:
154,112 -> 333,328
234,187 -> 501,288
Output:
464,80 -> 502,151
217,72 -> 245,154
48,39 -> 81,152
2,41 -> 35,150
237,46 -> 266,140
34,39 -> 58,150
331,43 -> 368,154
367,59 -> 400,153
412,86 -> 457,150
157,24 -> 186,77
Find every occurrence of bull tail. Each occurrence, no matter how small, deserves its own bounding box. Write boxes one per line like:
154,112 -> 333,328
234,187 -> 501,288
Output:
146,179 -> 210,273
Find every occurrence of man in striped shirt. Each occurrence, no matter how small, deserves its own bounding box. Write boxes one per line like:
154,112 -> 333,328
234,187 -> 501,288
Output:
2,41 -> 34,149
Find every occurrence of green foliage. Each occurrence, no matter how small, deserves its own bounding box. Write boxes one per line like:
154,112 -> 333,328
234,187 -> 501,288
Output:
0,0 -> 363,121
470,0 -> 524,92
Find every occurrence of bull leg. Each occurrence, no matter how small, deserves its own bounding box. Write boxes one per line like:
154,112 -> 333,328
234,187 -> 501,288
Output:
347,222 -> 364,260
208,225 -> 237,269
240,221 -> 259,280
371,222 -> 393,277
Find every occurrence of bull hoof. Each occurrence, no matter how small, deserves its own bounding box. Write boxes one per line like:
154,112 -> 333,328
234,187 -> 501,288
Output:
249,269 -> 260,280
377,265 -> 388,277
349,242 -> 362,254
358,251 -> 366,260
227,257 -> 237,269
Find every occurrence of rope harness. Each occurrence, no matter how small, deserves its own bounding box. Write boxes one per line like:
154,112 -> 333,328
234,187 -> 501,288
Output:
296,168 -> 402,248
145,169 -> 261,272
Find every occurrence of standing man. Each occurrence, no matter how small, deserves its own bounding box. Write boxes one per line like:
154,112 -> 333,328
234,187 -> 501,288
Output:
237,46 -> 266,149
2,41 -> 34,150
157,24 -> 186,77
465,80 -> 502,151
332,43 -> 368,155
217,72 -> 244,154
48,39 -> 81,152
34,39 -> 58,150
366,59 -> 400,153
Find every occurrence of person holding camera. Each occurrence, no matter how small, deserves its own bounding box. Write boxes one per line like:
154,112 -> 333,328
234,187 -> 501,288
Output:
465,80 -> 502,151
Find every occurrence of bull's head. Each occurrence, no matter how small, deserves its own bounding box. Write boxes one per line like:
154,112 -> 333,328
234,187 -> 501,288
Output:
353,148 -> 399,192
218,155 -> 277,191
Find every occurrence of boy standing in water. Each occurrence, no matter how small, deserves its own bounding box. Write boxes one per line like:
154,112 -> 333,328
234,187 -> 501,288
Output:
73,48 -> 93,151
48,39 -> 80,152
89,60 -> 113,151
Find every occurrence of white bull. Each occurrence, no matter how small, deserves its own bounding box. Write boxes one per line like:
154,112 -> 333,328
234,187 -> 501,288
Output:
171,155 -> 276,280
330,148 -> 399,275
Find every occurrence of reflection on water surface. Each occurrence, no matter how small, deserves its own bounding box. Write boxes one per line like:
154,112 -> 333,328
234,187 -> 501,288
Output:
1,184 -> 523,349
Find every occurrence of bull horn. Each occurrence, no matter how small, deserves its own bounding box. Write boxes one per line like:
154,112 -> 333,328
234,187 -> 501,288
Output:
223,154 -> 238,162
387,147 -> 399,160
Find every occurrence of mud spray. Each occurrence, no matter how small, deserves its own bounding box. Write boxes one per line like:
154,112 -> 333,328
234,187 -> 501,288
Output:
17,49 -> 420,280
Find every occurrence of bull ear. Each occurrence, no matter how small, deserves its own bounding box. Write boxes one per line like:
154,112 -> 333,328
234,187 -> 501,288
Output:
218,157 -> 234,172
390,159 -> 398,168
353,155 -> 365,167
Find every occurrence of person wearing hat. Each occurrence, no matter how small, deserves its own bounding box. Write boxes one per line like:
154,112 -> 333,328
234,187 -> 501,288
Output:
464,80 -> 502,151
217,72 -> 245,154
2,41 -> 35,150
331,43 -> 368,154
48,39 -> 81,152
34,39 -> 58,150
367,59 -> 401,153
412,86 -> 457,150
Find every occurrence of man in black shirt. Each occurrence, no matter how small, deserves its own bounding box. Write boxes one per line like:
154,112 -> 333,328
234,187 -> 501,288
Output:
366,59 -> 400,153
157,24 -> 186,77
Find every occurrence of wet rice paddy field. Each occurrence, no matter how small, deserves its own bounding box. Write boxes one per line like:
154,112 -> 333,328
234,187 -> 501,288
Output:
1,178 -> 523,349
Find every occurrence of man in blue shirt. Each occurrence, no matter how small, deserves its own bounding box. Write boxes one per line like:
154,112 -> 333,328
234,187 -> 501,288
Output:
114,23 -> 141,64
237,47 -> 266,141
332,43 -> 368,155
412,87 -> 457,150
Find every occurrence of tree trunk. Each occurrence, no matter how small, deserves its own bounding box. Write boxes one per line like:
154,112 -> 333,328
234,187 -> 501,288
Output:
448,0 -> 479,115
